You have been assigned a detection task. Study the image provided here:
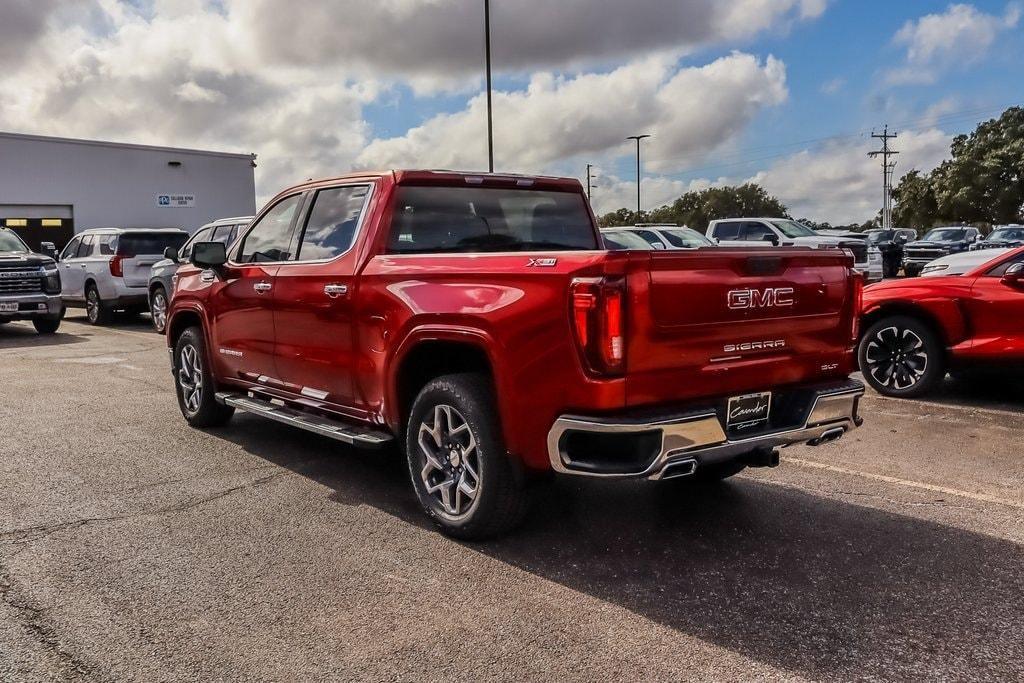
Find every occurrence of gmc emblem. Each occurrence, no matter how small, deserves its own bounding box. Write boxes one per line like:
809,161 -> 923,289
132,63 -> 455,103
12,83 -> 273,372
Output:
727,287 -> 795,310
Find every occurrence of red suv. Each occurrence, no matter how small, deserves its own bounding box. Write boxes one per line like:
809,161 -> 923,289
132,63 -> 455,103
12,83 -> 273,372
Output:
859,247 -> 1024,397
166,171 -> 864,538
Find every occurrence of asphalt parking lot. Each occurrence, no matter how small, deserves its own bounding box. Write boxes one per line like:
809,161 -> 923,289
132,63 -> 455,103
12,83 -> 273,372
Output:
2,316 -> 1023,682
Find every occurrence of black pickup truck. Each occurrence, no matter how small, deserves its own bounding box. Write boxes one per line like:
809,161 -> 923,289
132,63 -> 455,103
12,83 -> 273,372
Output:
0,228 -> 64,334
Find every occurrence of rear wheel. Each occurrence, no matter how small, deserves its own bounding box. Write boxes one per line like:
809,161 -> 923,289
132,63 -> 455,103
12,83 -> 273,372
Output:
85,284 -> 111,325
173,326 -> 234,427
405,373 -> 528,540
150,286 -> 168,334
859,315 -> 945,397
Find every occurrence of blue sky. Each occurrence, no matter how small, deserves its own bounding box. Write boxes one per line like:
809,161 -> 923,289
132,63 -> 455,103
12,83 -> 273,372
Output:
0,1 -> 1021,222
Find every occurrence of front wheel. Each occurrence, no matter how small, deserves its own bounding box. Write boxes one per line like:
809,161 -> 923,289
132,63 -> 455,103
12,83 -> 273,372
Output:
858,316 -> 945,397
85,285 -> 111,325
150,286 -> 169,334
33,316 -> 62,334
173,326 -> 234,427
405,373 -> 528,540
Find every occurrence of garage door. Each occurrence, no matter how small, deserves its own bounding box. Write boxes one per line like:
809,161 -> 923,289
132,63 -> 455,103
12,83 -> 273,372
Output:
0,205 -> 74,252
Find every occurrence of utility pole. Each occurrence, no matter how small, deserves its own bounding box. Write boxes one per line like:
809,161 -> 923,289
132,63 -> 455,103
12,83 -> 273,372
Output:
484,0 -> 494,173
868,126 -> 898,230
585,163 -> 595,202
626,134 -> 651,215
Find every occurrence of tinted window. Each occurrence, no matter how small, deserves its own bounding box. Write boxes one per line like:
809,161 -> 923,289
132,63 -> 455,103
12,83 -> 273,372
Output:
297,185 -> 370,260
180,227 -> 214,260
387,186 -> 597,254
61,236 -> 82,259
97,234 -> 117,256
117,233 -> 187,257
661,228 -> 710,248
987,253 -> 1024,277
238,195 -> 303,263
922,228 -> 968,242
77,235 -> 95,257
742,222 -> 775,241
602,230 -> 653,250
633,230 -> 664,248
712,222 -> 741,240
0,230 -> 29,253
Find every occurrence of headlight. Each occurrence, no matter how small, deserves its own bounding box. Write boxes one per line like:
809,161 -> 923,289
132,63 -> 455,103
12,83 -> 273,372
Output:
43,268 -> 61,294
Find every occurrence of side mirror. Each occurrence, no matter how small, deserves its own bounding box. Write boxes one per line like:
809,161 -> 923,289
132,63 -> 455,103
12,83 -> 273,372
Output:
190,241 -> 227,269
1001,262 -> 1024,287
40,242 -> 58,259
164,246 -> 180,262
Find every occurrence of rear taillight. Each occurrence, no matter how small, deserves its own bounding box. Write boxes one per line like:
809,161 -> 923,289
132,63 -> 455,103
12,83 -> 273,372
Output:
109,255 -> 123,278
570,277 -> 626,376
850,270 -> 864,342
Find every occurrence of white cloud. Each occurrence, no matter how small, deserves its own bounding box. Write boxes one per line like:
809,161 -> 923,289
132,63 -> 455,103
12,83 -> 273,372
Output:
886,3 -> 1021,84
358,53 -> 788,177
744,128 -> 951,223
820,77 -> 845,95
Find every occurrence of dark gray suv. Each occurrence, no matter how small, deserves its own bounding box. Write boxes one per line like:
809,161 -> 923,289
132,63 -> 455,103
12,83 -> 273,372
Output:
148,216 -> 252,333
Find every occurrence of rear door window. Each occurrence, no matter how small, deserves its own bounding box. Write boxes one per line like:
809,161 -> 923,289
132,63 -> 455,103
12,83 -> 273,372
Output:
712,222 -> 741,240
117,233 -> 187,257
387,185 -> 597,253
210,224 -> 235,244
77,235 -> 95,257
296,185 -> 371,260
237,195 -> 303,263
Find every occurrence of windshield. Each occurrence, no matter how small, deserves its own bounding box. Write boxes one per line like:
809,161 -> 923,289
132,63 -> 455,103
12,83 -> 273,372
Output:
0,230 -> 29,253
921,228 -> 968,242
987,228 -> 1024,241
117,232 -> 188,257
770,219 -> 817,238
602,230 -> 653,251
388,186 -> 598,253
660,228 -> 711,248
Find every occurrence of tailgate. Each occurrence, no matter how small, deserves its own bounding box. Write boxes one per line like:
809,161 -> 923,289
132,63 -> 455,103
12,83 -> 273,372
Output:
625,248 -> 855,407
122,255 -> 162,287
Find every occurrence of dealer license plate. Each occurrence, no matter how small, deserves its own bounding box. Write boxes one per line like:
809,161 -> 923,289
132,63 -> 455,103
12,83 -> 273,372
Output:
727,391 -> 772,429
0,302 -> 18,313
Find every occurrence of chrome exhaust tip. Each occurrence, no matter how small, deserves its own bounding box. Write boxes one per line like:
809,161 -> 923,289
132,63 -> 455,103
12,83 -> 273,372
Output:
807,427 -> 845,447
659,458 -> 698,480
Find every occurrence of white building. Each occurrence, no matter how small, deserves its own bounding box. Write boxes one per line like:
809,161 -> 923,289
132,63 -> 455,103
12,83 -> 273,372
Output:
0,131 -> 257,251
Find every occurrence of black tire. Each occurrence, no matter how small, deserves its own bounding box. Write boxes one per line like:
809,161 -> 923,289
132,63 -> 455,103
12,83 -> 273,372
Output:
150,286 -> 169,334
85,284 -> 111,325
33,316 -> 62,334
405,373 -> 528,540
173,326 -> 234,428
858,315 -> 945,398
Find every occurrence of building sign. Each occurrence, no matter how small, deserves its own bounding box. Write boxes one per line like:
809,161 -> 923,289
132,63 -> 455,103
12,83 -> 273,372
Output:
156,194 -> 196,208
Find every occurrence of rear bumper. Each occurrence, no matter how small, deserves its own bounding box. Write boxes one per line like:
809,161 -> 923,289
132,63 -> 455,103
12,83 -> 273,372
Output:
0,293 -> 63,320
546,379 -> 864,479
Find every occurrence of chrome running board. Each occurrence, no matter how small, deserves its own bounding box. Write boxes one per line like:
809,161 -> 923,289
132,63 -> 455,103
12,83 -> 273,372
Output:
216,392 -> 393,448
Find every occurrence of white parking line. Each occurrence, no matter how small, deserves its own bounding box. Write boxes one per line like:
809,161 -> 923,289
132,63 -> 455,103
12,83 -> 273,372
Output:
785,456 -> 1024,511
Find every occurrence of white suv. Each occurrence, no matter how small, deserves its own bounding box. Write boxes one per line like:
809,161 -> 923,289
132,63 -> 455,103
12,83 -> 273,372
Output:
706,218 -> 884,283
57,228 -> 188,325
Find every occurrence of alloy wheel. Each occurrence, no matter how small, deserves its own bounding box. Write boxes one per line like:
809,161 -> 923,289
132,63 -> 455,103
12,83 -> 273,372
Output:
863,325 -> 929,390
417,404 -> 481,518
86,290 -> 99,323
178,344 -> 203,415
152,291 -> 168,332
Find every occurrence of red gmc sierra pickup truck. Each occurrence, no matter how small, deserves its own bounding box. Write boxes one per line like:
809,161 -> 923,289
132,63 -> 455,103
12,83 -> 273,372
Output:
166,170 -> 864,538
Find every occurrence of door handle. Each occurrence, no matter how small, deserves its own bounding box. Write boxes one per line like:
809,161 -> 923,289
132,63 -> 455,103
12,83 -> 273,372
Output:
253,281 -> 272,294
323,284 -> 348,298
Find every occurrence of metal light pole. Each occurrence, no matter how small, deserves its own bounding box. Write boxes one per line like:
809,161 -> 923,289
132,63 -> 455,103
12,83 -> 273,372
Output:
627,134 -> 651,215
484,0 -> 494,173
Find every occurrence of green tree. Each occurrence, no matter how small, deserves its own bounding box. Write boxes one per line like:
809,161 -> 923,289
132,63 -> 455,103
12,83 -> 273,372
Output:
929,107 -> 1024,224
892,169 -> 938,232
600,183 -> 789,231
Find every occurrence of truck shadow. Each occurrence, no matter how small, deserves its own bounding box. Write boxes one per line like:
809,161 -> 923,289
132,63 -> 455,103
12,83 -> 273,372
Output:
0,322 -> 87,349
218,415 -> 1024,681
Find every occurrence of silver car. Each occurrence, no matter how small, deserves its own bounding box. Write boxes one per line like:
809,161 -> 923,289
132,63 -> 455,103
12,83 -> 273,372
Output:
58,228 -> 188,325
148,216 -> 252,333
